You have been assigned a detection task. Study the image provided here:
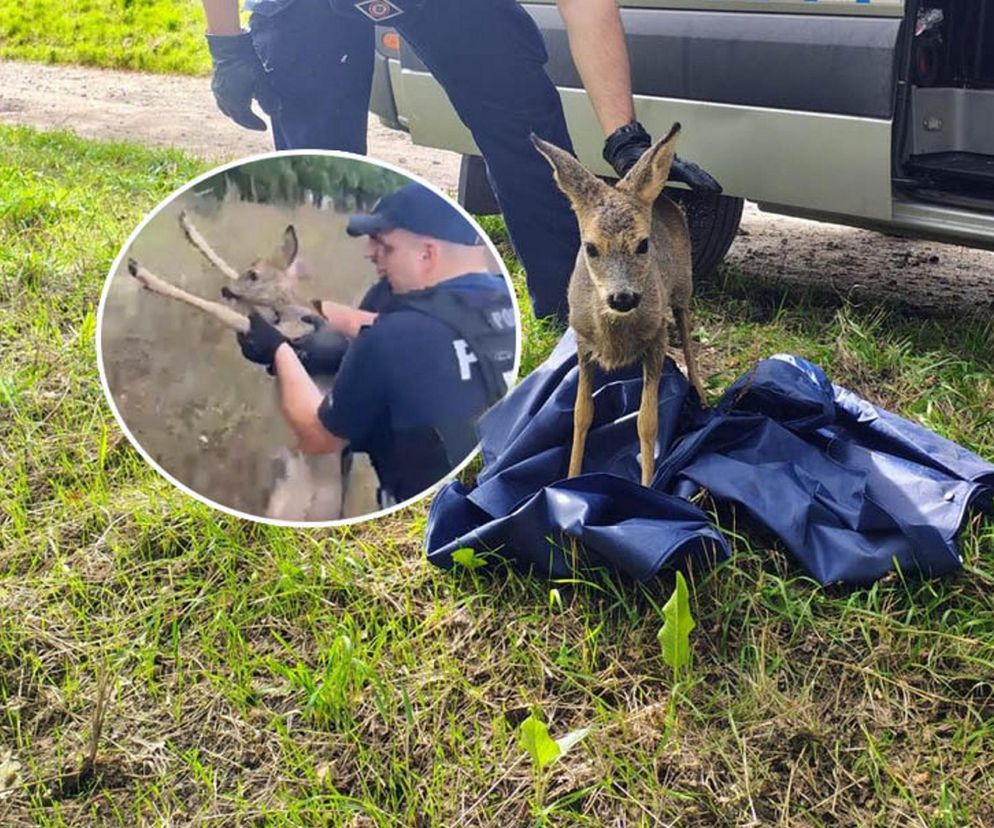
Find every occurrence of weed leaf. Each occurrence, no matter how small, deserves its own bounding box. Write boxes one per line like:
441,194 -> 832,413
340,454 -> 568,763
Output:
519,714 -> 561,770
555,726 -> 591,757
451,547 -> 486,570
658,571 -> 695,671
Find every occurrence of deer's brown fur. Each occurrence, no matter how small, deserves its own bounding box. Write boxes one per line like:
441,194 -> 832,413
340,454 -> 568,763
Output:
216,225 -> 319,339
533,123 -> 706,487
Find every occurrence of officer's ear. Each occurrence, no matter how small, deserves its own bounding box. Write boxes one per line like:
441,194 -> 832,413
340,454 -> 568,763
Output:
420,239 -> 439,268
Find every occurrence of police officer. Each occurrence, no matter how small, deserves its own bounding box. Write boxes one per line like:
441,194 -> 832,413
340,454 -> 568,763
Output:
199,0 -> 719,322
236,182 -> 516,507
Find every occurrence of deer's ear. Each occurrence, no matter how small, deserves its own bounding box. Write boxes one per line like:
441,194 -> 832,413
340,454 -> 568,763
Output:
286,256 -> 313,285
531,133 -> 605,210
617,122 -> 681,205
279,226 -> 299,269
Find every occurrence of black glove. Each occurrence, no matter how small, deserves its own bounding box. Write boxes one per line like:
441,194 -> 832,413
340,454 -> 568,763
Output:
289,314 -> 350,375
206,32 -> 278,131
236,312 -> 288,371
603,121 -> 722,194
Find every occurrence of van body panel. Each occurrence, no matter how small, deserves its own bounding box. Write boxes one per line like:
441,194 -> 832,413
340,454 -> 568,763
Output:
386,58 -> 410,127
398,70 -> 893,219
394,4 -> 898,217
524,0 -> 904,16
535,7 -> 903,118
762,197 -> 994,250
887,197 -> 994,249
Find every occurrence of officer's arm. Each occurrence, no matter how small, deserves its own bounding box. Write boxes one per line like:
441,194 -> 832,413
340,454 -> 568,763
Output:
201,0 -> 241,34
272,344 -> 349,455
556,0 -> 636,135
314,300 -> 379,339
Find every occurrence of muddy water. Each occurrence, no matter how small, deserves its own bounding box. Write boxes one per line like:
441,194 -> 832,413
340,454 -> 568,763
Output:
100,194 -> 381,519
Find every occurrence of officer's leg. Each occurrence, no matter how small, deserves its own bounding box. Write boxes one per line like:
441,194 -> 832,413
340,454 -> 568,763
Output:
395,0 -> 580,321
249,0 -> 374,153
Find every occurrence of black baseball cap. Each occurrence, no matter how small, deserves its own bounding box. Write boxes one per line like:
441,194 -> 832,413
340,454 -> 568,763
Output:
347,182 -> 482,246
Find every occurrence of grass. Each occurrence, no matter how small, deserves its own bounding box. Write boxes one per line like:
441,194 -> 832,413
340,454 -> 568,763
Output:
2,122 -> 994,825
0,0 -> 211,74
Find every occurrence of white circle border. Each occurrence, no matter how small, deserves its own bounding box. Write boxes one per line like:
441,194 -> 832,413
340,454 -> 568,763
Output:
95,148 -> 523,529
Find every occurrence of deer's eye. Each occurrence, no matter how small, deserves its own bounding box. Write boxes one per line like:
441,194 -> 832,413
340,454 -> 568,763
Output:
635,238 -> 650,255
585,242 -> 600,259
247,270 -> 258,281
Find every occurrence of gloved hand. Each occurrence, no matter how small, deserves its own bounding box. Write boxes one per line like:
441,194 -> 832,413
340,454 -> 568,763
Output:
289,314 -> 350,375
206,32 -> 278,131
603,121 -> 722,194
236,311 -> 288,371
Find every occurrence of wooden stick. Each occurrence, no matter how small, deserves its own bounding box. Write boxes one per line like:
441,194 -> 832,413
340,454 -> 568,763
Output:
127,258 -> 250,333
178,210 -> 241,281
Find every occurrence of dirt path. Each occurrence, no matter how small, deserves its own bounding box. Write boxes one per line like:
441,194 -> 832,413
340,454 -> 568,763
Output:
3,58 -> 993,316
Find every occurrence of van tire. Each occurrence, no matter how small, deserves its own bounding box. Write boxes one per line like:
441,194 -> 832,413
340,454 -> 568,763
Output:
665,188 -> 744,281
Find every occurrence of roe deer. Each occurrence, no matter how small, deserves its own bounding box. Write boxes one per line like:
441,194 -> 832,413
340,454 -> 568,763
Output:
532,123 -> 707,487
126,211 -> 346,521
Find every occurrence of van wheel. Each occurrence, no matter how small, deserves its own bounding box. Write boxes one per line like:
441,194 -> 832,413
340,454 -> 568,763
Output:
664,188 -> 744,281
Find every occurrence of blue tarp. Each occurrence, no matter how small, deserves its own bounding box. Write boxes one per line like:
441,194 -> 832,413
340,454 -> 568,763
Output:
425,331 -> 994,586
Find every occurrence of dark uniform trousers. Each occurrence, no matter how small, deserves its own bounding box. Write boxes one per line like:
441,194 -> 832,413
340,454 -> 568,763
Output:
249,0 -> 580,320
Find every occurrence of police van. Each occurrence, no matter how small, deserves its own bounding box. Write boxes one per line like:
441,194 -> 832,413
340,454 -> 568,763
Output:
369,0 -> 994,279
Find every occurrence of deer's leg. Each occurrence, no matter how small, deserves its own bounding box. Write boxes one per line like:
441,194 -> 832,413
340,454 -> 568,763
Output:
674,305 -> 707,402
305,452 -> 344,521
127,259 -> 249,333
638,352 -> 663,487
568,352 -> 595,478
265,449 -> 343,522
178,211 -> 241,281
266,449 -> 309,522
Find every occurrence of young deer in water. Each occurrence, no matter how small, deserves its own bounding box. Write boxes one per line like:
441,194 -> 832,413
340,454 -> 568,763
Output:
127,213 -> 345,521
532,123 -> 707,487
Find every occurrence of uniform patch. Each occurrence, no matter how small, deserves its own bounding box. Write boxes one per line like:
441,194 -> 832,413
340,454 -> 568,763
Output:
354,0 -> 404,21
452,339 -> 478,381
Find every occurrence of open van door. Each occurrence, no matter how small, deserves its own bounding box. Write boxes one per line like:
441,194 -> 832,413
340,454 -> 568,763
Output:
896,1 -> 994,224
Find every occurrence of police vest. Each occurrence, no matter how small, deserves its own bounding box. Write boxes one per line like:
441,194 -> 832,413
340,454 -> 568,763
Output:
391,283 -> 516,405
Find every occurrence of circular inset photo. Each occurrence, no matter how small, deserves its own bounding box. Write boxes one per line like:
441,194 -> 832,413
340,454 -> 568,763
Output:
98,152 -> 520,525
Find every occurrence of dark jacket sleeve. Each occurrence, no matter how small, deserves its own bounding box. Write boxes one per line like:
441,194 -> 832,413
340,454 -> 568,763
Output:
317,325 -> 388,445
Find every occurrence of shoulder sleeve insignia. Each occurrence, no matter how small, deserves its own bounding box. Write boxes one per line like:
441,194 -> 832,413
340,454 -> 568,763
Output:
354,0 -> 405,21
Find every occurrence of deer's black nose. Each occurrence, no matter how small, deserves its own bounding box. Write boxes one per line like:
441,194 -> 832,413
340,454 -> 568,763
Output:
221,286 -> 236,300
607,291 -> 641,313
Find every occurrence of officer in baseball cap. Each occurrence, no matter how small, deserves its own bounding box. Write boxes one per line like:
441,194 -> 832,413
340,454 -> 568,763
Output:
237,181 -> 517,507
345,182 -> 483,246
286,182 -> 486,376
